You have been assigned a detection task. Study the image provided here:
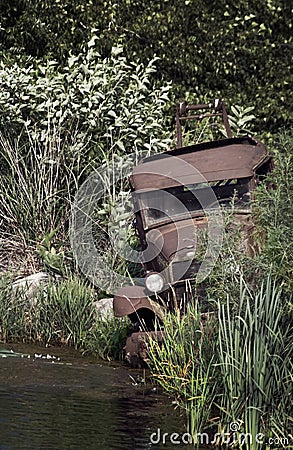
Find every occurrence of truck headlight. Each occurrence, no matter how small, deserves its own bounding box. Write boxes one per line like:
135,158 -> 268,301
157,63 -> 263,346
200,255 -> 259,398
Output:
145,272 -> 164,293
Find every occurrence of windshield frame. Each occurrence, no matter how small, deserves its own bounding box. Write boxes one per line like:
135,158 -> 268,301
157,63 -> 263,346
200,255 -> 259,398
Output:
133,177 -> 252,229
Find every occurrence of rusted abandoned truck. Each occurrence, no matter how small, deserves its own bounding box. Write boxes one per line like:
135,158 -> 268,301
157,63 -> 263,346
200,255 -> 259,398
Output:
113,100 -> 272,364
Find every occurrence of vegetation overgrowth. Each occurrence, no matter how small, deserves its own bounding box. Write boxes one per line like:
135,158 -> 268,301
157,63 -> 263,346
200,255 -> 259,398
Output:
0,275 -> 130,360
0,40 -> 171,276
147,274 -> 292,449
146,134 -> 292,448
0,4 -> 292,449
1,0 -> 292,133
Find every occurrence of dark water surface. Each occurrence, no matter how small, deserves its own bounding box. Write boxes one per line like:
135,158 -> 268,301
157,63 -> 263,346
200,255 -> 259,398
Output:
0,344 -> 194,450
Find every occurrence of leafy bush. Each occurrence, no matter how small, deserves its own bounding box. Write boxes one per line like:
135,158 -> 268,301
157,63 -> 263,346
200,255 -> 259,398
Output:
0,40 -> 171,154
0,38 -> 171,275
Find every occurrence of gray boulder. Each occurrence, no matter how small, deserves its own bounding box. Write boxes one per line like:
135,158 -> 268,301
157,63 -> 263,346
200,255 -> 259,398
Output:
94,298 -> 114,321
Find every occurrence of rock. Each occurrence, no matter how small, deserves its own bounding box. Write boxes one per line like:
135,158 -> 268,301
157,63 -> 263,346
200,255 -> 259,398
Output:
12,272 -> 49,302
94,298 -> 114,321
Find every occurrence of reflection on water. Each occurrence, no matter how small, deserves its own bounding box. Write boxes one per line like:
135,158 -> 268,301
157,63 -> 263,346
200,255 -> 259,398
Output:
0,345 -> 194,450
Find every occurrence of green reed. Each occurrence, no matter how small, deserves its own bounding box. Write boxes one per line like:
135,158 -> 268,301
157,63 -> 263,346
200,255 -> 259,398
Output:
216,275 -> 292,449
147,304 -> 217,442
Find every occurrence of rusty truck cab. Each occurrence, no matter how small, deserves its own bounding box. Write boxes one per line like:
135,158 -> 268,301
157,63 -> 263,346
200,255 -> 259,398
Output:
113,101 -> 272,364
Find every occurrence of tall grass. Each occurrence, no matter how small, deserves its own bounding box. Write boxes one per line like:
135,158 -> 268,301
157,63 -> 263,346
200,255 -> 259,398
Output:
0,129 -> 86,241
0,275 -> 26,342
0,127 -> 92,276
253,129 -> 293,293
146,273 -> 292,448
147,304 -> 217,442
216,275 -> 292,449
0,275 -> 130,360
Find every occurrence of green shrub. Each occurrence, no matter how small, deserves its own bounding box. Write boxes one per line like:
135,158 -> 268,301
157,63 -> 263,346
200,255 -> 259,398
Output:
0,39 -> 171,154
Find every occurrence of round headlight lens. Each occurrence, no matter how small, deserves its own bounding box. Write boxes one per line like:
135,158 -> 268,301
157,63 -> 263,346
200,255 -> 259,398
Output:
145,272 -> 164,293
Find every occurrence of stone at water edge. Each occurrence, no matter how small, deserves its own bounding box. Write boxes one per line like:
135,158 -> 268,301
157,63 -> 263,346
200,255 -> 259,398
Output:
93,298 -> 114,321
12,271 -> 49,303
12,274 -> 114,320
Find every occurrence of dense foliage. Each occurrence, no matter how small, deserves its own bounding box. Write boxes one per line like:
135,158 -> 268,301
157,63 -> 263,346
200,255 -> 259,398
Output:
0,42 -> 171,150
0,42 -> 171,276
1,0 -> 292,133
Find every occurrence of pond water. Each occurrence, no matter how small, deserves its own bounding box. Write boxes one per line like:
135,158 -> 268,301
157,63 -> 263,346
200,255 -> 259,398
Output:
0,344 -> 197,450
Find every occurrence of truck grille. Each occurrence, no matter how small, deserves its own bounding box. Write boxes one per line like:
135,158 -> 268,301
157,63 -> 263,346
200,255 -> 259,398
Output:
172,259 -> 201,282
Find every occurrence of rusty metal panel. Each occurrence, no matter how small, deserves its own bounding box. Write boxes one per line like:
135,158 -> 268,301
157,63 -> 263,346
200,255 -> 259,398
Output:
131,138 -> 270,191
124,331 -> 164,367
176,100 -> 232,147
113,285 -> 165,318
